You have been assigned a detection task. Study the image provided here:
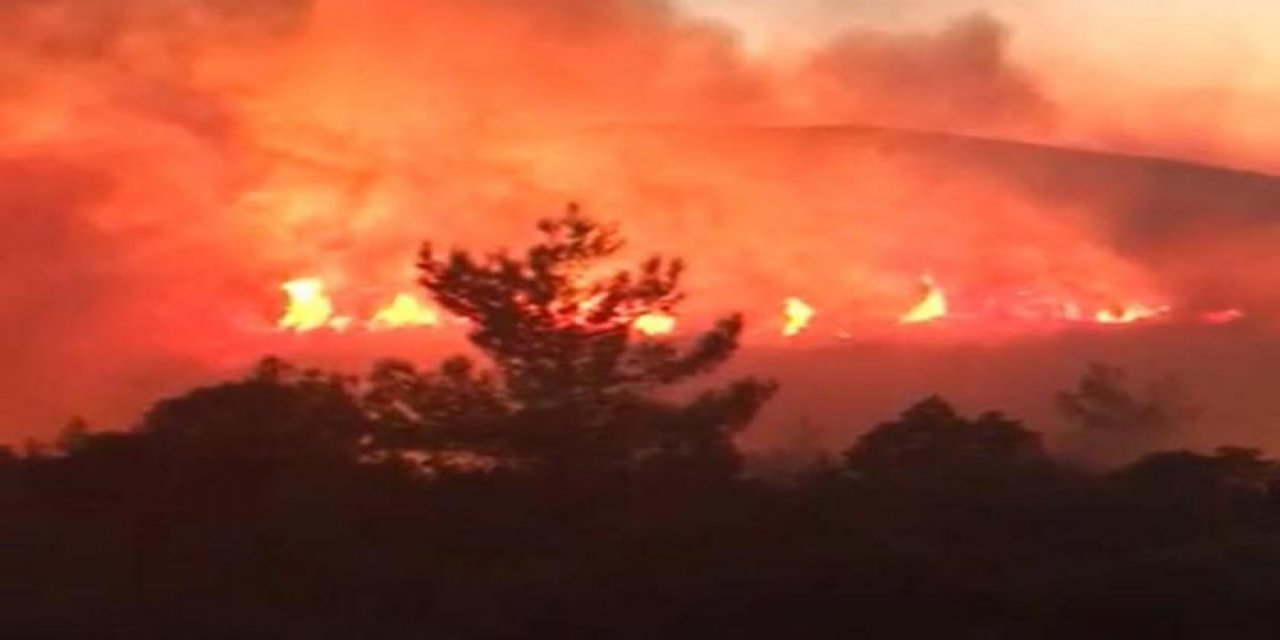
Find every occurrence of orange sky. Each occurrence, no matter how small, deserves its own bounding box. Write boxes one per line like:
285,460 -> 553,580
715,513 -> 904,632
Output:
682,0 -> 1280,171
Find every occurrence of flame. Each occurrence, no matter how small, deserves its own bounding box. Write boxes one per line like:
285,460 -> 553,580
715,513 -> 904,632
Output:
279,280 -> 438,333
783,297 -> 816,337
369,293 -> 440,330
275,275 -> 1226,340
279,278 -> 340,332
1095,303 -> 1169,325
633,312 -> 677,336
278,278 -> 684,336
900,275 -> 949,324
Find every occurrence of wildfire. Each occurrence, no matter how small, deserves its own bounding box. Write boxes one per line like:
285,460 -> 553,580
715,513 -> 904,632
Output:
278,279 -> 441,333
783,297 -> 816,337
369,294 -> 440,330
278,277 -> 1240,341
633,312 -> 677,336
278,276 -> 689,337
567,293 -> 677,336
279,278 -> 348,332
1094,303 -> 1169,325
900,275 -> 949,325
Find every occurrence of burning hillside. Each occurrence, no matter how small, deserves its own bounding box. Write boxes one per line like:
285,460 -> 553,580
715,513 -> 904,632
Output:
274,268 -> 1235,342
0,0 -> 1277,440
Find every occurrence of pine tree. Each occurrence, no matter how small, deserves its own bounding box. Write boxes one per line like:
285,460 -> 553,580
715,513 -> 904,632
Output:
368,204 -> 776,477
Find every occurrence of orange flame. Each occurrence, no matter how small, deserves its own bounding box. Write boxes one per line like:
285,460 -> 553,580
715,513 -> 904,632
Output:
279,278 -> 344,332
900,275 -> 949,324
633,312 -> 677,336
279,279 -> 439,333
783,297 -> 816,337
276,277 -> 1224,339
369,293 -> 440,330
1094,303 -> 1169,325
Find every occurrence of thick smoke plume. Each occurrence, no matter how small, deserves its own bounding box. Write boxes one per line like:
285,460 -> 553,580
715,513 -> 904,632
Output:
0,0 -> 1276,452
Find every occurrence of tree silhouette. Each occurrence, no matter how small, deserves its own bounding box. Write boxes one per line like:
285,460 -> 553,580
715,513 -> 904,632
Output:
362,355 -> 510,470
844,396 -> 1047,485
1117,447 -> 1277,498
382,204 -> 776,477
54,416 -> 92,455
1057,363 -> 1200,465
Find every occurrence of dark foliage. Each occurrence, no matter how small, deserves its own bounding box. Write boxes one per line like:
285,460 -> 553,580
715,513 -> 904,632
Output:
845,396 -> 1049,488
9,380 -> 1280,638
389,205 -> 777,478
3,216 -> 1280,637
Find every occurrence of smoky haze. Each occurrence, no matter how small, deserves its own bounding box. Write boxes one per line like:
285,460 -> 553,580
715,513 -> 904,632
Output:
0,0 -> 1276,456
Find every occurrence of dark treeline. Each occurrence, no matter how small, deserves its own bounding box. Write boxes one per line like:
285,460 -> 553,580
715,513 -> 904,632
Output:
5,209 -> 1280,637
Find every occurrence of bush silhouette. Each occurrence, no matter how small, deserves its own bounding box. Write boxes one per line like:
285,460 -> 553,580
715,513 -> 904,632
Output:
844,396 -> 1048,487
141,357 -> 368,464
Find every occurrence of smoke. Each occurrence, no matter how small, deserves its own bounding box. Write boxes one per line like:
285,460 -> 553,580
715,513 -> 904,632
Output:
799,13 -> 1053,134
0,0 -> 1276,451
